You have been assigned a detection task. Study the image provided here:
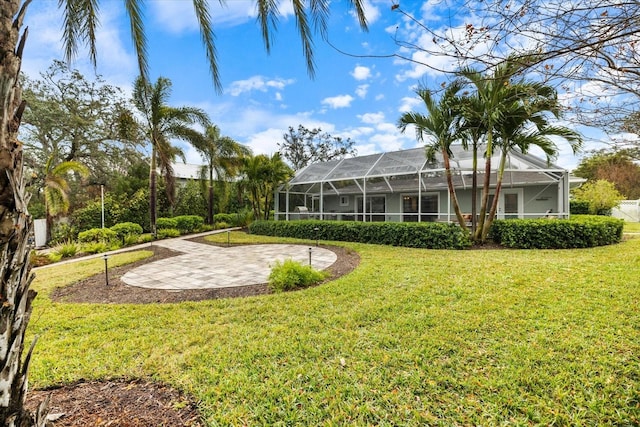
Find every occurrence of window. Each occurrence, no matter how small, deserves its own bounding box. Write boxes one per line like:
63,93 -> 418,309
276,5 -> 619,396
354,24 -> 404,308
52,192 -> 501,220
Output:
402,194 -> 438,222
340,196 -> 349,206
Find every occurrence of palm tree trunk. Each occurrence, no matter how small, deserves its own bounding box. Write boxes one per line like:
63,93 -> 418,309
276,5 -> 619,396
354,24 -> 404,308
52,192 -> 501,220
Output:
471,141 -> 478,235
442,149 -> 468,231
149,147 -> 157,237
475,132 -> 493,242
482,149 -> 508,240
207,165 -> 214,225
0,2 -> 49,425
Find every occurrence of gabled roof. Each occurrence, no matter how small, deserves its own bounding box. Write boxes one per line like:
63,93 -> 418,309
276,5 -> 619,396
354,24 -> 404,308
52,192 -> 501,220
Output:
288,144 -> 565,186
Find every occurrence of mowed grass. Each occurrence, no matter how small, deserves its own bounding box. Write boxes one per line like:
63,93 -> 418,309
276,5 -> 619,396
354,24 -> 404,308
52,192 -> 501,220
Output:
28,232 -> 640,425
624,221 -> 640,233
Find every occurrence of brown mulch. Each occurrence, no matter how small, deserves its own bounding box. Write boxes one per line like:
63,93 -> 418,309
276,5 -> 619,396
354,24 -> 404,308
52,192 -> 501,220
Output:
28,240 -> 360,425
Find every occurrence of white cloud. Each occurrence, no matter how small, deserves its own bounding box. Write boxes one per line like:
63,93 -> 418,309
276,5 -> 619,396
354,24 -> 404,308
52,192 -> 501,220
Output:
355,84 -> 369,98
321,95 -> 355,109
228,76 -> 295,96
275,92 -> 283,101
375,94 -> 385,101
358,112 -> 385,124
351,0 -> 381,25
150,1 -> 255,33
371,133 -> 405,152
398,96 -> 423,113
351,65 -> 372,81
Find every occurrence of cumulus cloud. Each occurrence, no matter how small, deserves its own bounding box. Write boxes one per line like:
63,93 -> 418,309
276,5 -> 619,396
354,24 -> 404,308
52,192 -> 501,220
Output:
228,76 -> 295,96
150,1 -> 254,32
398,96 -> 423,113
358,112 -> 385,124
351,65 -> 372,81
322,95 -> 355,109
351,0 -> 381,25
355,84 -> 369,98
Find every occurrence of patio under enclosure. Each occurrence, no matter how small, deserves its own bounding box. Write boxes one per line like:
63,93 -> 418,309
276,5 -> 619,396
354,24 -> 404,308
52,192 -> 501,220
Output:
276,145 -> 571,223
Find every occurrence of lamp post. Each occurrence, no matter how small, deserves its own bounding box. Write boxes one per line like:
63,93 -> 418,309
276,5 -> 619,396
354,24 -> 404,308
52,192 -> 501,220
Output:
308,247 -> 312,266
103,253 -> 109,286
314,227 -> 319,247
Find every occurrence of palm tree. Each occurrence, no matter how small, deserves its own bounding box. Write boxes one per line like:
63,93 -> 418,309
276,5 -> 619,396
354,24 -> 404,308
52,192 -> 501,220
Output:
241,153 -> 292,220
192,125 -> 251,224
481,85 -> 582,239
398,80 -> 469,231
42,155 -> 89,243
458,55 -> 538,241
2,2 -> 367,424
131,76 -> 209,235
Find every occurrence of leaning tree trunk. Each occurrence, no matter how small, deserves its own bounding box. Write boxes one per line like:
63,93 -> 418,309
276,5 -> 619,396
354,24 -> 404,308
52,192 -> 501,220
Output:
0,1 -> 49,426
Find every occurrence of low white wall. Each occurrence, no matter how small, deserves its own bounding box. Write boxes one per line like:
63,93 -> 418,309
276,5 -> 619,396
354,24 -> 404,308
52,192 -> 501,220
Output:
612,200 -> 640,222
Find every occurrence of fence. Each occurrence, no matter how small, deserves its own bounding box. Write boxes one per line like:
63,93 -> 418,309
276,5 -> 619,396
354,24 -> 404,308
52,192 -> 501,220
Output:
612,200 -> 640,222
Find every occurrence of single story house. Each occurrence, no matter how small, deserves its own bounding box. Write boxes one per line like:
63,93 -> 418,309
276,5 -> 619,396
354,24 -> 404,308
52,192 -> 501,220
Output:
276,145 -> 576,223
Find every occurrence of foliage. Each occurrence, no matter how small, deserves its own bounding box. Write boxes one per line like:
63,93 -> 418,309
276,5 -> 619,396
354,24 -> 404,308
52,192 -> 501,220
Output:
156,218 -> 178,230
50,223 -> 79,246
157,228 -> 181,239
50,242 -> 79,259
241,153 -> 292,220
110,222 -> 143,240
569,200 -> 590,215
215,222 -> 230,230
268,259 -> 327,292
278,125 -> 357,170
81,241 -> 116,254
571,179 -> 624,215
77,228 -> 118,244
489,215 -> 623,248
173,215 -> 204,234
174,180 -> 207,218
249,220 -> 472,249
28,235 -> 640,425
573,149 -> 640,199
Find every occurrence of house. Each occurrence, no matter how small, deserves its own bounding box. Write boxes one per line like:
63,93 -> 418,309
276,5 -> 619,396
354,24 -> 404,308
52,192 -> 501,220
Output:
276,145 -> 574,222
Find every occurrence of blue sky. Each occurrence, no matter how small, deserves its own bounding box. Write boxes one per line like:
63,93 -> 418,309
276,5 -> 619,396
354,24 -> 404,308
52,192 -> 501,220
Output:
21,1 -> 612,170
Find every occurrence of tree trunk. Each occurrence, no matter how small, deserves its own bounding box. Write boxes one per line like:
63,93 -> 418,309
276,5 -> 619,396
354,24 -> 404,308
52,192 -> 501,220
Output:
482,149 -> 508,241
475,131 -> 494,242
0,1 -> 49,425
207,166 -> 214,225
149,147 -> 157,237
471,141 -> 478,235
442,148 -> 468,231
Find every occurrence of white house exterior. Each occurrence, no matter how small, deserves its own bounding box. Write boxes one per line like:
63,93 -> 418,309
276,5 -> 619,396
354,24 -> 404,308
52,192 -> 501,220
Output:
276,145 -> 572,223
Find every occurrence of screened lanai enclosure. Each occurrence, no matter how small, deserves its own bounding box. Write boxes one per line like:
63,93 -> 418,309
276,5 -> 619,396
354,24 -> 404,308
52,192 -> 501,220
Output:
276,145 -> 571,223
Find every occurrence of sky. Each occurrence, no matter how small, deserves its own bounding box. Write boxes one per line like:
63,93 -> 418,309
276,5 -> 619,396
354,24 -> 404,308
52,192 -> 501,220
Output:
20,0 -> 615,170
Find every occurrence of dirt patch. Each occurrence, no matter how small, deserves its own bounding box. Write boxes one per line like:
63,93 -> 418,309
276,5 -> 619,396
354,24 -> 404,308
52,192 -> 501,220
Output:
30,241 -> 360,425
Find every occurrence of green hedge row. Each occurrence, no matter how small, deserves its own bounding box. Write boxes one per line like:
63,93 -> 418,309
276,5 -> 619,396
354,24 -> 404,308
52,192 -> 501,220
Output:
157,215 -> 204,233
489,215 -> 624,249
249,220 -> 472,250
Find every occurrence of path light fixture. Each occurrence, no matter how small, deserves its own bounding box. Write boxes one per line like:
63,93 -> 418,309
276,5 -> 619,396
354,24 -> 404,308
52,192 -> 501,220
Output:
102,253 -> 109,286
308,247 -> 312,266
227,230 -> 230,247
314,227 -> 319,247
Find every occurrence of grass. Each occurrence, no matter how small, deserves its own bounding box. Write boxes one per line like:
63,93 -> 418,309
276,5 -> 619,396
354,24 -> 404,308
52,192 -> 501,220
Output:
624,221 -> 640,233
28,232 -> 640,425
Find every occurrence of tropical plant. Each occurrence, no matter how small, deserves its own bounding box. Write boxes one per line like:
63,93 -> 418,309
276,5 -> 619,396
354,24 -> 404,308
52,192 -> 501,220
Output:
129,76 -> 209,235
191,125 -> 251,224
571,180 -> 624,215
241,153 -> 293,221
398,80 -> 468,231
42,155 -> 89,243
2,2 -> 367,424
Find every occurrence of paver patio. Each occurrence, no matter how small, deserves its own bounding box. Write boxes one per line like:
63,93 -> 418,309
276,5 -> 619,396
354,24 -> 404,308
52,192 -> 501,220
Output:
121,237 -> 337,290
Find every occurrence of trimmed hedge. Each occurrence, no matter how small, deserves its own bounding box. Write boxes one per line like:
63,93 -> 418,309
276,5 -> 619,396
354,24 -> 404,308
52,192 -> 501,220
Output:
156,217 -> 177,230
174,215 -> 204,233
110,222 -> 143,240
77,228 -> 118,244
249,220 -> 472,250
489,215 -> 624,249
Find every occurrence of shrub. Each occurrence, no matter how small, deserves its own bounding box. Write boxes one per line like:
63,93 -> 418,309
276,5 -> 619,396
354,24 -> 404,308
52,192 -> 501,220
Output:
156,217 -> 178,230
110,222 -> 144,241
51,242 -> 79,259
571,179 -> 623,215
138,233 -> 154,243
249,220 -> 472,250
215,221 -> 230,230
157,228 -> 181,239
50,223 -> 78,245
268,259 -> 327,292
77,228 -> 118,244
570,200 -> 590,215
47,252 -> 62,263
173,215 -> 204,234
82,241 -> 114,254
489,215 -> 624,249
123,234 -> 140,246
30,250 -> 51,267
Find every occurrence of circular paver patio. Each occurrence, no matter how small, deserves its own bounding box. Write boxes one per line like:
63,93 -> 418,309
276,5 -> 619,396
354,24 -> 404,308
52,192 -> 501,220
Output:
121,238 -> 337,290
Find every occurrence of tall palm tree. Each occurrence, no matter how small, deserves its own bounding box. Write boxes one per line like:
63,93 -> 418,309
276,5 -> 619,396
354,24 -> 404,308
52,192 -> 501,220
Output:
458,55 -> 538,241
2,2 -> 367,424
131,76 -> 209,235
42,155 -> 89,243
241,153 -> 292,220
481,87 -> 582,239
192,125 -> 251,224
398,80 -> 469,231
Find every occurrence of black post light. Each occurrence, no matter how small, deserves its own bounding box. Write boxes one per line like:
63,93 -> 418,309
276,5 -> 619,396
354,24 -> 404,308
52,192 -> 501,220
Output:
102,253 -> 109,286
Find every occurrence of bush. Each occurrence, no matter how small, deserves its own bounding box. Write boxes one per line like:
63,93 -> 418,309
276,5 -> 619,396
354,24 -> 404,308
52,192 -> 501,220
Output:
50,223 -> 78,246
156,217 -> 178,230
489,215 -> 624,249
215,221 -> 230,230
110,222 -> 144,241
157,228 -> 181,239
77,228 -> 118,244
51,242 -> 79,259
173,215 -> 204,234
249,220 -> 472,250
138,233 -> 154,243
570,200 -> 590,215
82,241 -> 115,254
268,259 -> 327,292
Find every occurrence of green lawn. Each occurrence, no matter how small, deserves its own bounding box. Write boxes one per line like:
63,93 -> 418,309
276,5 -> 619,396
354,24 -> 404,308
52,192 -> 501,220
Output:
28,233 -> 640,425
624,221 -> 640,233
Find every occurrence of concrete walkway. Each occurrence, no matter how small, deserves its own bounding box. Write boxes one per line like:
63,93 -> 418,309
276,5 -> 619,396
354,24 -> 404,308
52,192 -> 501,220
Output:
120,233 -> 337,290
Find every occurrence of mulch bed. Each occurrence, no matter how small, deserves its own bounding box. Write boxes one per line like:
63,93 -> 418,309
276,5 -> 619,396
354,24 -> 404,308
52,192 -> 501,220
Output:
28,239 -> 360,425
